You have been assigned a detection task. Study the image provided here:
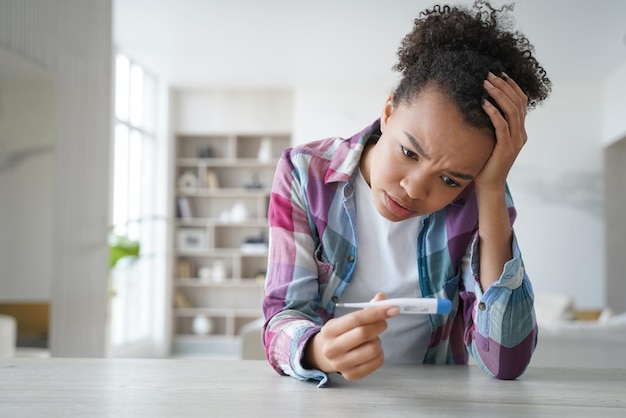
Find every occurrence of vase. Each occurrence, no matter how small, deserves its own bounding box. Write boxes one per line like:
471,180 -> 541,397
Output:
257,137 -> 272,163
191,315 -> 213,335
230,201 -> 248,223
211,261 -> 226,283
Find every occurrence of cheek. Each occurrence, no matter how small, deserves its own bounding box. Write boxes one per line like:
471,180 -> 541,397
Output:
383,148 -> 409,176
422,192 -> 460,214
369,145 -> 397,184
432,183 -> 469,203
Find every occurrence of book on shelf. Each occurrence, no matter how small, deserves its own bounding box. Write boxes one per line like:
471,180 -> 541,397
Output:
177,259 -> 196,278
240,231 -> 268,254
177,196 -> 193,219
174,290 -> 194,309
240,242 -> 268,254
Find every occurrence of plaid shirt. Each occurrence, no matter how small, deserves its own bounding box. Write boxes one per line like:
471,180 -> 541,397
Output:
263,120 -> 537,385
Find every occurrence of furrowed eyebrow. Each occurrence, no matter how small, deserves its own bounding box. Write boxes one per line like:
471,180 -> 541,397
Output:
403,131 -> 474,181
447,170 -> 474,181
404,131 -> 430,160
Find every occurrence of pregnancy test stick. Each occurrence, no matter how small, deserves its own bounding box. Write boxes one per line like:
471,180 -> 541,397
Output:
336,298 -> 451,314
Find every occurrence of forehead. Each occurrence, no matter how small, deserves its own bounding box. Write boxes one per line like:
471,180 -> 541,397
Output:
392,88 -> 494,171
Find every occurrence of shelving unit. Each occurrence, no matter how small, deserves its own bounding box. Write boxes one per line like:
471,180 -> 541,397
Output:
171,132 -> 289,358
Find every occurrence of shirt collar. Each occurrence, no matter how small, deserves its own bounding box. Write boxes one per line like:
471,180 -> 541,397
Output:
325,119 -> 381,184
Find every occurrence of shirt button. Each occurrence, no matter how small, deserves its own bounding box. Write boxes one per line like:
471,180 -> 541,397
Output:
348,255 -> 355,262
332,296 -> 339,303
478,302 -> 487,311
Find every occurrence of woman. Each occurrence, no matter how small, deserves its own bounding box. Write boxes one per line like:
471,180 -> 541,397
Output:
263,1 -> 551,386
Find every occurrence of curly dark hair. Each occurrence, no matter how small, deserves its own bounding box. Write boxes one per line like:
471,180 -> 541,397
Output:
392,0 -> 551,130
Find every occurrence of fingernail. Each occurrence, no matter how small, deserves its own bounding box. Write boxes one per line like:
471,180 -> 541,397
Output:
386,307 -> 400,317
501,72 -> 509,81
484,79 -> 494,89
487,71 -> 496,79
482,98 -> 492,107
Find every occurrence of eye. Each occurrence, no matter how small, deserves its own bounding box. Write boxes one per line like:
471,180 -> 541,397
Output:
441,176 -> 460,188
401,146 -> 418,160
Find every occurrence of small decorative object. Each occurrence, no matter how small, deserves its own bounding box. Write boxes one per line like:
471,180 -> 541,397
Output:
198,267 -> 212,282
211,261 -> 227,283
244,173 -> 263,189
192,315 -> 213,335
255,270 -> 267,283
198,145 -> 213,159
177,229 -> 207,251
257,137 -> 272,163
205,170 -> 219,189
230,201 -> 248,223
218,210 -> 231,223
178,170 -> 198,189
240,231 -> 268,254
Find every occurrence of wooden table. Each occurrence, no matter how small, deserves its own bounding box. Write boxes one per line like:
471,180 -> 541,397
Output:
1,358 -> 624,417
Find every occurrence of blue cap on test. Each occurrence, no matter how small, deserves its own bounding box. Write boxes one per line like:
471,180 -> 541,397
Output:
437,299 -> 452,314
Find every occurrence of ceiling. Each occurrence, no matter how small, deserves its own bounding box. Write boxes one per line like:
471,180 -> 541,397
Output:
114,0 -> 626,89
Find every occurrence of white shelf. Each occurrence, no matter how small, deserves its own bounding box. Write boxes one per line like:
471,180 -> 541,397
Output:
176,157 -> 280,167
176,218 -> 268,227
174,308 -> 262,317
175,248 -> 268,256
170,89 -> 291,357
175,278 -> 265,287
171,127 -> 286,357
174,334 -> 239,343
177,188 -> 270,197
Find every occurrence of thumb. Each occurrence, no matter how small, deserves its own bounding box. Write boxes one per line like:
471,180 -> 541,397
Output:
370,292 -> 387,302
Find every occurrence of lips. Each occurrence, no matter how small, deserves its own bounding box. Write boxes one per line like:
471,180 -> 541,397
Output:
383,192 -> 416,219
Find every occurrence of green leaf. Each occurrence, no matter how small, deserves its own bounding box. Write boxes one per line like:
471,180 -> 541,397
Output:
109,233 -> 140,269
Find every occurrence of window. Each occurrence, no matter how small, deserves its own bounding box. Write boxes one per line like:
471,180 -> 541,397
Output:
110,54 -> 161,354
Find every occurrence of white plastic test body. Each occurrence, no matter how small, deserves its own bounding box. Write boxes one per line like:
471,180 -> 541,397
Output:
335,298 -> 452,315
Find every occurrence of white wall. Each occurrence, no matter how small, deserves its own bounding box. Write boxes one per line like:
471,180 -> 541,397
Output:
173,89 -> 293,134
602,58 -> 626,315
0,82 -> 55,300
0,0 -> 112,357
602,61 -> 626,146
510,80 -> 605,309
292,84 -> 395,145
292,79 -> 606,310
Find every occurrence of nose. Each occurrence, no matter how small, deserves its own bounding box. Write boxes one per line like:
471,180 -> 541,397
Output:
400,172 -> 428,200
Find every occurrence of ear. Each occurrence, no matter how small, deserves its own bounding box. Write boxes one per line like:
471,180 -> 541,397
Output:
380,95 -> 395,132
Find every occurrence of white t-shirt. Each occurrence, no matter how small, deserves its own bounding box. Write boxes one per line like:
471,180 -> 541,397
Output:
334,168 -> 431,363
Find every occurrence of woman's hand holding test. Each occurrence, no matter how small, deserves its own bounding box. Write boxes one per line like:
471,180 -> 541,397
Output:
303,293 -> 399,380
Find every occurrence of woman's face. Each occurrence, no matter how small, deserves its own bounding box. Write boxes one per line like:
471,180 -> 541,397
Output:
361,85 -> 495,221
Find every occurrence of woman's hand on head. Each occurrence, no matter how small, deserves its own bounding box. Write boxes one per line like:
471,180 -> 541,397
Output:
477,72 -> 529,193
302,292 -> 399,380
